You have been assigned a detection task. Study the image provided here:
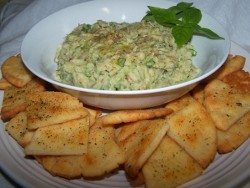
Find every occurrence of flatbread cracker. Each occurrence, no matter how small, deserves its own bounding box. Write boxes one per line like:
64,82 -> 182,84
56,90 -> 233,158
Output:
80,125 -> 125,177
1,77 -> 46,121
0,78 -> 12,89
5,111 -> 28,147
22,131 -> 35,147
35,155 -> 82,179
204,79 -> 250,131
217,111 -> 250,154
26,91 -> 88,130
166,95 -> 217,168
222,70 -> 250,93
166,94 -> 194,113
117,119 -> 170,177
142,136 -> 203,188
101,108 -> 173,125
37,125 -> 125,179
85,107 -> 102,127
25,117 -> 89,155
1,55 -> 34,87
115,121 -> 142,143
191,84 -> 205,105
206,55 -> 245,81
26,91 -> 83,108
92,119 -> 116,140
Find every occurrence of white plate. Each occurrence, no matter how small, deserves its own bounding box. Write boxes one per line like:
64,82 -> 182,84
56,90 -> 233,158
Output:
0,41 -> 249,188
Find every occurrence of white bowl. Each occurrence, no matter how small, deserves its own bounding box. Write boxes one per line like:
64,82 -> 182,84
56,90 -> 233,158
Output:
21,0 -> 230,110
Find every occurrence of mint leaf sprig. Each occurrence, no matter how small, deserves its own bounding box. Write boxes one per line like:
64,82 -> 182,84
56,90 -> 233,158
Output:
142,2 -> 224,48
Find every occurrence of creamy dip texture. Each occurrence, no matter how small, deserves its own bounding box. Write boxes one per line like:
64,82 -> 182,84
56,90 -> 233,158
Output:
55,20 -> 200,91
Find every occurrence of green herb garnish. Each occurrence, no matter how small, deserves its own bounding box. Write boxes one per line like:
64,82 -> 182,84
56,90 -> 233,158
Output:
117,58 -> 126,67
81,24 -> 91,33
142,2 -> 224,48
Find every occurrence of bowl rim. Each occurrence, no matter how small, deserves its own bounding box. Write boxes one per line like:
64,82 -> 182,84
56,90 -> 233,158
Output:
21,0 -> 231,95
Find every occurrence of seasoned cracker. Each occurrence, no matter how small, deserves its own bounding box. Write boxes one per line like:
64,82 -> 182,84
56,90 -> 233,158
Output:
26,91 -> 88,130
206,55 -> 245,81
36,124 -> 125,179
143,136 -> 203,188
166,95 -> 217,168
204,79 -> 250,131
117,119 -> 170,177
1,77 -> 46,121
0,78 -> 12,89
25,116 -> 89,155
217,111 -> 250,154
80,125 -> 125,177
5,111 -> 28,147
115,121 -> 142,143
22,131 -> 35,147
35,155 -> 82,179
100,108 -> 173,125
85,107 -> 102,127
1,55 -> 34,87
222,70 -> 250,93
191,84 -> 205,105
166,94 -> 194,113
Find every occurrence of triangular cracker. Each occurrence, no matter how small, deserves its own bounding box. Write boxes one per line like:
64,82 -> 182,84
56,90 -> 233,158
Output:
25,116 -> 89,155
5,111 -> 28,147
206,55 -> 245,81
0,78 -> 12,89
165,93 -> 194,113
142,136 -> 203,188
191,84 -> 205,105
1,77 -> 46,121
85,107 -> 102,127
204,79 -> 250,131
91,118 -> 116,139
115,121 -> 142,143
36,124 -> 125,179
27,91 -> 83,108
222,70 -> 250,93
22,131 -> 35,147
26,91 -> 89,130
217,111 -> 250,154
100,108 -> 172,125
1,55 -> 34,87
117,119 -> 170,177
80,125 -> 125,177
166,95 -> 217,168
35,155 -> 82,179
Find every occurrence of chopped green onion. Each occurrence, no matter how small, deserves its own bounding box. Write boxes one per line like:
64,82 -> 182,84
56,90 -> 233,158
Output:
117,58 -> 126,67
81,24 -> 91,33
145,59 -> 155,67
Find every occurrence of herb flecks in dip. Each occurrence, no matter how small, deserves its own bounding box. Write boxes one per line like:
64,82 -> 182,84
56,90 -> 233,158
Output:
55,20 -> 200,91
